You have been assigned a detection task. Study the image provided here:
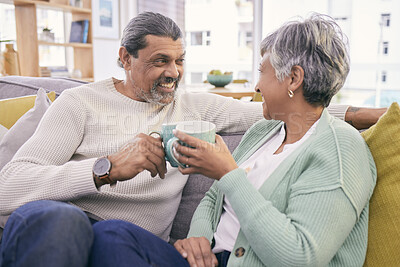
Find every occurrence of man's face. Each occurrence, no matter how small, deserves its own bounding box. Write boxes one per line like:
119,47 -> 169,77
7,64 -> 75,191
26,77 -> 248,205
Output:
127,35 -> 185,105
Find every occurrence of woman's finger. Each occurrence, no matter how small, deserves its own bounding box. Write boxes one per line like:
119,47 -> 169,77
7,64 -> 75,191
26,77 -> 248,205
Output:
174,141 -> 197,158
178,166 -> 199,175
173,129 -> 208,148
173,240 -> 188,258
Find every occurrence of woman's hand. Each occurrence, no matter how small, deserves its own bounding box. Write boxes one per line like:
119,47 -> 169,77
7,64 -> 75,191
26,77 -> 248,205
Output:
174,237 -> 218,267
172,130 -> 238,180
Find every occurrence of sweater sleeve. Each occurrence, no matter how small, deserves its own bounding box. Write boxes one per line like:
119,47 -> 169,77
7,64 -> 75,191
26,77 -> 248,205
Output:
182,93 -> 264,133
181,94 -> 348,134
326,104 -> 349,121
0,91 -> 99,215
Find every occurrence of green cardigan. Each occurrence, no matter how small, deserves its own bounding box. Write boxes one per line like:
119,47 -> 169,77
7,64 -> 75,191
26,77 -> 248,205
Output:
188,109 -> 376,267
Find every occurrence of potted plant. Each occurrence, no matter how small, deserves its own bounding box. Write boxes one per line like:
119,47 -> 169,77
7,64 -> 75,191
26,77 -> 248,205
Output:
40,27 -> 55,42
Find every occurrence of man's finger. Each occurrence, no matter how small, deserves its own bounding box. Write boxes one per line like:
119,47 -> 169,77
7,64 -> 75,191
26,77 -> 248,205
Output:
145,153 -> 166,179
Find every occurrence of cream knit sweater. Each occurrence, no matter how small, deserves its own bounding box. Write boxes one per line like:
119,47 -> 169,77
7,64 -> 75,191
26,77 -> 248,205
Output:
0,78 -> 348,241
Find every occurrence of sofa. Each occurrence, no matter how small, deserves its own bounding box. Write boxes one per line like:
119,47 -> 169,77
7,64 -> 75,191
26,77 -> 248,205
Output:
1,75 -> 400,266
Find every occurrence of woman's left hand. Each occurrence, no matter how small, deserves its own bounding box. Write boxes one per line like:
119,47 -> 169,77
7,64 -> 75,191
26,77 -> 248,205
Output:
173,130 -> 238,180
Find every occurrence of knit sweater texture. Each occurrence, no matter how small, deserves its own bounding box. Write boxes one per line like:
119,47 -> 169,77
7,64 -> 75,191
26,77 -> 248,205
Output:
0,78 -> 262,240
188,109 -> 377,266
0,78 -> 349,241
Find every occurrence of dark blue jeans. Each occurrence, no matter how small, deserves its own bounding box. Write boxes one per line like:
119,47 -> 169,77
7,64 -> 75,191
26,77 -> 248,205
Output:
0,200 -> 189,267
215,250 -> 231,267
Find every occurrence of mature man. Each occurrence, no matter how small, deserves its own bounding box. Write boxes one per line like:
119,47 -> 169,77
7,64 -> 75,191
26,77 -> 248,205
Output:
0,12 -> 384,266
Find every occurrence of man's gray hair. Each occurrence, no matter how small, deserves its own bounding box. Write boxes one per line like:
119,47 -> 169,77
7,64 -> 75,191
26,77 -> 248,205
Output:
260,13 -> 350,107
117,12 -> 183,67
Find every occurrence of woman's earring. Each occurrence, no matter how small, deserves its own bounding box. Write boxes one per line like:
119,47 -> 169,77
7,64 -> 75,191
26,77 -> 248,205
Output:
288,90 -> 294,98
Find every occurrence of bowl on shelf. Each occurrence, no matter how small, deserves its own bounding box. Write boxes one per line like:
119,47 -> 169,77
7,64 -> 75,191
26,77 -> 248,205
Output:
207,74 -> 233,87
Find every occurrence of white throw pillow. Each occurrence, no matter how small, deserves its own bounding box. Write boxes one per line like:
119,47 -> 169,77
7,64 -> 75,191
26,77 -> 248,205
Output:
0,88 -> 52,170
0,124 -> 8,143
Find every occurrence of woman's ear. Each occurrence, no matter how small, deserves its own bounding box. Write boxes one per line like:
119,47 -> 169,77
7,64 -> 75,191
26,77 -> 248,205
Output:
289,65 -> 304,92
119,47 -> 131,71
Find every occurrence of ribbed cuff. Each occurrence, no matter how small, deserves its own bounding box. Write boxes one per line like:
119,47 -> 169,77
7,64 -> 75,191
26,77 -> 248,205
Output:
327,104 -> 350,121
69,158 -> 99,197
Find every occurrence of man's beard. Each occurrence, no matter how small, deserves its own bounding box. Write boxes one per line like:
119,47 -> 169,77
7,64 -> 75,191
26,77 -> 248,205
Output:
136,76 -> 180,106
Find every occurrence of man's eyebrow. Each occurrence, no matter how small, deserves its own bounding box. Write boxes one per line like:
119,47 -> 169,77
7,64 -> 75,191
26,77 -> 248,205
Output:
152,53 -> 170,59
151,52 -> 186,59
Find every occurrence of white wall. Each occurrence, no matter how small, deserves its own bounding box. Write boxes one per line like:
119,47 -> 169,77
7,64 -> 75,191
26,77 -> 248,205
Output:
92,0 -> 138,81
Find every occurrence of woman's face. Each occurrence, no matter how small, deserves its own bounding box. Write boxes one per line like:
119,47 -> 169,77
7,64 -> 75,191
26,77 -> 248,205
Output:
255,54 -> 290,120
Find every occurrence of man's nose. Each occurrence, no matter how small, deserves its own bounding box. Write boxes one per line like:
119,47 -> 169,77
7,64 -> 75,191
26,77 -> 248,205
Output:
165,62 -> 179,79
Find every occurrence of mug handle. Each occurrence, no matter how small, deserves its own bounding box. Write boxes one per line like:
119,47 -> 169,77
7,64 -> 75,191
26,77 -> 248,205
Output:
165,137 -> 186,168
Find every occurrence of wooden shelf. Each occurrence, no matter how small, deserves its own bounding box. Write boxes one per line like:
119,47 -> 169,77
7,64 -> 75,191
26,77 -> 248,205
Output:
12,0 -> 93,80
38,41 -> 92,48
13,0 -> 91,14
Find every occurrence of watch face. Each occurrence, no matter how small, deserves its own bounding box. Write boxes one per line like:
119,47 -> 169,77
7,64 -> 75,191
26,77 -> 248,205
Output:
94,157 -> 111,176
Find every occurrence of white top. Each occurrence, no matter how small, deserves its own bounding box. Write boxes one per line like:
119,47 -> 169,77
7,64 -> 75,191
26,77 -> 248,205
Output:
213,120 -> 319,253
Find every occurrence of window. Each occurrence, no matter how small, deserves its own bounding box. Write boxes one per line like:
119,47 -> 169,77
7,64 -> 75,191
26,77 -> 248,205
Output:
185,0 -> 253,85
36,8 -> 66,67
0,3 -> 16,50
190,31 -> 202,46
382,71 -> 387,83
189,31 -> 211,46
382,42 -> 389,55
381,13 -> 390,27
205,31 -> 211,46
245,31 -> 252,46
262,1 -> 399,107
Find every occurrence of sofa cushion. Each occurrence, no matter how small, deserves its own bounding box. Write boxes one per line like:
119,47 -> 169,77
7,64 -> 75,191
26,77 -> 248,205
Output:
0,76 -> 85,100
169,132 -> 244,244
361,102 -> 400,266
0,124 -> 7,143
0,88 -> 54,170
0,91 -> 55,129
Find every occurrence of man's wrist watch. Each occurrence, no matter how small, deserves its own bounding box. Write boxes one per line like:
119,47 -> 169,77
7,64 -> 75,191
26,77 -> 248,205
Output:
93,156 -> 116,186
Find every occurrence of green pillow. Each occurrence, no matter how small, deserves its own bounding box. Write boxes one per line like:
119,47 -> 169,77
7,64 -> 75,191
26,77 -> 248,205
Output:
362,102 -> 400,266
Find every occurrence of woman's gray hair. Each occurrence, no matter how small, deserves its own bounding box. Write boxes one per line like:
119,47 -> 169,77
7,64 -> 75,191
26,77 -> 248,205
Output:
117,12 -> 183,67
260,13 -> 350,107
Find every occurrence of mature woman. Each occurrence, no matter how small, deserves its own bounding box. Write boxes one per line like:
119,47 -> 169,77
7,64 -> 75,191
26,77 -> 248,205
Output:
172,14 -> 376,267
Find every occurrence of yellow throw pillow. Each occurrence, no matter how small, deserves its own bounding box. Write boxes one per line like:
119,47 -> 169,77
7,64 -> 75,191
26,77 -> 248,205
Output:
362,102 -> 400,266
0,91 -> 55,129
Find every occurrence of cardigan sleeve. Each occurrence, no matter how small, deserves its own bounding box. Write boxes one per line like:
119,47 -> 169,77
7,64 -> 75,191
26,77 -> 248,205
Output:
0,91 -> 99,215
188,120 -> 375,266
214,167 -> 359,266
187,181 -> 220,243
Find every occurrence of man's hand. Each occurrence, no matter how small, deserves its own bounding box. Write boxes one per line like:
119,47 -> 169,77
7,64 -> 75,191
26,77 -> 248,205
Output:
174,237 -> 218,267
106,133 -> 167,183
345,106 -> 386,130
